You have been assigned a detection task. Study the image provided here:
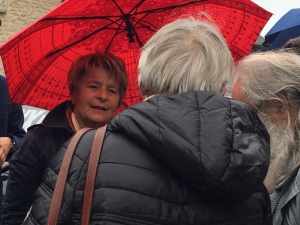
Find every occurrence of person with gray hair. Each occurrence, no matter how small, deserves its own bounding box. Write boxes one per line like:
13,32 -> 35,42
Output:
24,17 -> 271,225
232,51 -> 300,225
138,18 -> 232,95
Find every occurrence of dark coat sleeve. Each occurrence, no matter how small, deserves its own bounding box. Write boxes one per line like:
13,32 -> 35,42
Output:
0,75 -> 26,159
0,75 -> 9,136
6,103 -> 26,159
1,130 -> 43,225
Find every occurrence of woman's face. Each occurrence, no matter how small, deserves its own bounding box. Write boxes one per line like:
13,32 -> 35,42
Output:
71,67 -> 120,128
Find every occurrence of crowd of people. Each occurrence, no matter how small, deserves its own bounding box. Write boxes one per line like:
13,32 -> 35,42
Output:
1,16 -> 300,225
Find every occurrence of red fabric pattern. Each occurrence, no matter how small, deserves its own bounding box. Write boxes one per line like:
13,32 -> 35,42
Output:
0,0 -> 271,111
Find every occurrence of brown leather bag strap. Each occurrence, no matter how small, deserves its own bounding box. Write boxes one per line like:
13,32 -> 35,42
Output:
81,124 -> 107,225
47,128 -> 92,225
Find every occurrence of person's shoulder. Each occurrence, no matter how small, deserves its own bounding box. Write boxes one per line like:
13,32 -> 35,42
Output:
228,98 -> 266,127
26,124 -> 59,138
27,124 -> 68,134
0,74 -> 6,82
0,75 -> 9,92
228,98 -> 256,114
295,168 -> 300,182
27,123 -> 44,132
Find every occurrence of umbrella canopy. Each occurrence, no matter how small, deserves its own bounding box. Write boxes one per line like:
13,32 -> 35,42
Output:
0,0 -> 271,111
262,8 -> 300,51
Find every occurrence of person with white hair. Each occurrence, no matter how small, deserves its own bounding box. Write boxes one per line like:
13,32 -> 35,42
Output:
24,17 -> 271,225
232,51 -> 300,225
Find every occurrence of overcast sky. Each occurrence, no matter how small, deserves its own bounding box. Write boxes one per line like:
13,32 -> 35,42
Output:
252,0 -> 300,36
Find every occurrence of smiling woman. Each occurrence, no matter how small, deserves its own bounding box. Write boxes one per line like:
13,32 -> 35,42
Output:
1,51 -> 129,224
70,67 -> 121,129
67,52 -> 128,130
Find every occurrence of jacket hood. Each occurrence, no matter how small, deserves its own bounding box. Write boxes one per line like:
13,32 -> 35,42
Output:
110,91 -> 270,202
28,101 -> 73,132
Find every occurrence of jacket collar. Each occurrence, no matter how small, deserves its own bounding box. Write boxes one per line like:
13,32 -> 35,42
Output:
41,101 -> 73,133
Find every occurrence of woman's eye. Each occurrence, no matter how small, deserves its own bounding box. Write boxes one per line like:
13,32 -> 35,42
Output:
108,89 -> 117,94
89,85 -> 98,89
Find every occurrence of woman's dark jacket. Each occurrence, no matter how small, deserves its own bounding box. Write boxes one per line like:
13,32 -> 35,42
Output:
1,101 -> 74,224
25,91 -> 272,225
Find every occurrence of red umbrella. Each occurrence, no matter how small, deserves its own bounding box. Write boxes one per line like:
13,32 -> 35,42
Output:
0,0 -> 271,111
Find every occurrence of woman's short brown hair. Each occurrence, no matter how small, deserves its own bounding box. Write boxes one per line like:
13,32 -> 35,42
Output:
67,51 -> 128,107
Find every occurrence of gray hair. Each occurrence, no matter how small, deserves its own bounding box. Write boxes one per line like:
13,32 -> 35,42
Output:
234,51 -> 300,176
234,51 -> 300,109
138,17 -> 233,96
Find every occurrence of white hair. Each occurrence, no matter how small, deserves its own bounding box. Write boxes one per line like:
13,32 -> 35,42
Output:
258,112 -> 298,193
234,51 -> 300,189
138,17 -> 233,96
234,51 -> 300,109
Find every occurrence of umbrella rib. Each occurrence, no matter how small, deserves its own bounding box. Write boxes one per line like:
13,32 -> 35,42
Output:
41,0 -> 206,21
128,0 -> 146,15
127,0 -> 151,45
110,0 -> 126,14
126,0 -> 207,34
46,18 -> 125,57
132,15 -> 157,32
105,21 -> 125,52
42,0 -> 150,21
108,0 -> 146,47
134,0 -> 207,15
42,15 -> 121,21
43,0 -> 207,49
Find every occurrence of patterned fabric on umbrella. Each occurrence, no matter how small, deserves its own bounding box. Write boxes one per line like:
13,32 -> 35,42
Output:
0,0 -> 271,111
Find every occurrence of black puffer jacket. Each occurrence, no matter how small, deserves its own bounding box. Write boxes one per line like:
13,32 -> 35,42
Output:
24,91 -> 272,225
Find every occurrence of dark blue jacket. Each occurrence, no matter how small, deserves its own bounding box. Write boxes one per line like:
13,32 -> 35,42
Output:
0,75 -> 25,155
0,75 -> 26,215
